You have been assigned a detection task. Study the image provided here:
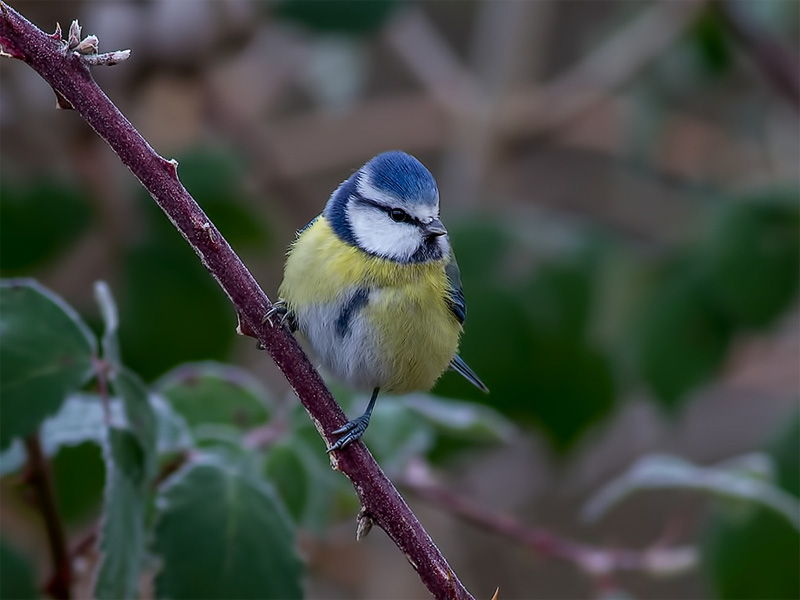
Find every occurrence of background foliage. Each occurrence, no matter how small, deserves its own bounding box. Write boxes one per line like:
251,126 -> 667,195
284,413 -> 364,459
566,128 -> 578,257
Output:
1,0 -> 798,598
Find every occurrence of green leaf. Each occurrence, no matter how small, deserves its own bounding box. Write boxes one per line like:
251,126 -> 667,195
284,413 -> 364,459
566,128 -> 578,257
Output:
264,409 -> 357,532
768,410 -> 800,498
635,264 -> 732,409
449,218 -> 513,283
1,393 -> 116,476
0,538 -> 37,600
263,441 -> 310,525
192,423 -> 253,467
523,337 -> 616,449
584,453 -> 800,530
263,437 -> 343,532
0,279 -> 97,448
523,258 -> 595,342
274,0 -> 402,34
151,394 -> 193,455
365,399 -> 436,473
52,441 -> 106,524
403,394 -> 515,443
437,223 -> 616,451
110,368 -> 158,480
95,281 -> 121,366
691,8 -> 733,74
42,394 -> 114,449
703,506 -> 800,599
155,362 -> 271,431
0,441 -> 25,476
434,289 -> 528,403
119,236 -> 235,381
703,196 -> 800,328
0,178 -> 92,272
703,410 -> 800,599
94,428 -> 149,600
153,458 -> 304,599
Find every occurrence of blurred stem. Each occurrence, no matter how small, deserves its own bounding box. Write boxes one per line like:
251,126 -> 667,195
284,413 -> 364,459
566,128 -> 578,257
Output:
92,357 -> 111,424
0,5 -> 474,598
23,435 -> 71,600
243,418 -> 289,449
401,458 -> 697,580
715,0 -> 800,109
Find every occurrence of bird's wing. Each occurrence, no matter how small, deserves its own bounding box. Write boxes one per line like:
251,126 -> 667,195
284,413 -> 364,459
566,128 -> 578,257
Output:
445,255 -> 489,393
444,254 -> 467,325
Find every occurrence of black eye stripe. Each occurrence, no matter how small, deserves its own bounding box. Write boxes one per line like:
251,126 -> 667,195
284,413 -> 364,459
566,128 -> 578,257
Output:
353,194 -> 421,226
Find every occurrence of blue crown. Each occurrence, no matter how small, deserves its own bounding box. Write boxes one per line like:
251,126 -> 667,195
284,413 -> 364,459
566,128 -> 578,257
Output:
363,151 -> 438,206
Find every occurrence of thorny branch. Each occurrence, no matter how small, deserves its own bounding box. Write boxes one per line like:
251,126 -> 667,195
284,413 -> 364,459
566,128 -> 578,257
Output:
0,4 -> 473,599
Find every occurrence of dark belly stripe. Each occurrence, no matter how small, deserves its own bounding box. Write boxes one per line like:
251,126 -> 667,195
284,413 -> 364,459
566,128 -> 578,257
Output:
336,288 -> 370,337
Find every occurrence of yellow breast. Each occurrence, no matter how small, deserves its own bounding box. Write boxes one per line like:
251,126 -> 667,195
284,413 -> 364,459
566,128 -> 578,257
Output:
279,217 -> 462,393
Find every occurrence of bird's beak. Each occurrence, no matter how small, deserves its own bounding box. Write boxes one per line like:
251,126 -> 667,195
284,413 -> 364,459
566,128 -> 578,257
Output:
425,218 -> 447,237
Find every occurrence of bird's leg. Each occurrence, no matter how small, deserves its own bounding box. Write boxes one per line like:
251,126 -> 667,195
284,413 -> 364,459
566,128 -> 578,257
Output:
327,387 -> 380,452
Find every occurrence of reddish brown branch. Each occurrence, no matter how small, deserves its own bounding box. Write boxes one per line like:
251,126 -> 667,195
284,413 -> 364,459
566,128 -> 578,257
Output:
0,5 -> 473,599
23,435 -> 71,599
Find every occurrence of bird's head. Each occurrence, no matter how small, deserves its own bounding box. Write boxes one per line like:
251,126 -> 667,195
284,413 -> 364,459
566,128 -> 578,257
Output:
325,151 -> 450,263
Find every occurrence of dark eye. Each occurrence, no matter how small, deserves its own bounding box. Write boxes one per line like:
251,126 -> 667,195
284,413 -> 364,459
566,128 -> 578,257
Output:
389,208 -> 411,223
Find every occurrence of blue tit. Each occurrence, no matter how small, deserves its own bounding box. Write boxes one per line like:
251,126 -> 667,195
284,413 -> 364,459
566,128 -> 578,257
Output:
272,150 -> 488,452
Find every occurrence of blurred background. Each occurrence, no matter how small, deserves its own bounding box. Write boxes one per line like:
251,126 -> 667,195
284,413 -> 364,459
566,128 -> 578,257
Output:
1,0 -> 798,598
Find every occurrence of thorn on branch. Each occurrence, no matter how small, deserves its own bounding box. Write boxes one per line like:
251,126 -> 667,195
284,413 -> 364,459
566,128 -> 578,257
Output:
162,157 -> 179,177
54,89 -> 73,110
356,507 -> 375,540
236,312 -> 258,339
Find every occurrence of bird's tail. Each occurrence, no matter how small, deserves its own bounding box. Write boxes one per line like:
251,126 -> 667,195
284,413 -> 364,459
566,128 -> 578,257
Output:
450,354 -> 489,393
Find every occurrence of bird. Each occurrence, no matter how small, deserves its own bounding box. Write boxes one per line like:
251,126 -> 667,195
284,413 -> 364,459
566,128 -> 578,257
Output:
269,150 -> 488,452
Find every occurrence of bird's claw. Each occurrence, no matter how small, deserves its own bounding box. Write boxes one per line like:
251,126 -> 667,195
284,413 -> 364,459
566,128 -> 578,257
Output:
263,300 -> 297,332
326,415 -> 370,453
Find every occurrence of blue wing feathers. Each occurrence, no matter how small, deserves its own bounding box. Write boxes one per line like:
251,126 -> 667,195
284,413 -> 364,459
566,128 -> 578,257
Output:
444,255 -> 488,392
444,256 -> 466,325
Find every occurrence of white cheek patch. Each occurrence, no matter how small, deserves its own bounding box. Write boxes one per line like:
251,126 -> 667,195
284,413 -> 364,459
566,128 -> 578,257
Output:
347,202 -> 421,261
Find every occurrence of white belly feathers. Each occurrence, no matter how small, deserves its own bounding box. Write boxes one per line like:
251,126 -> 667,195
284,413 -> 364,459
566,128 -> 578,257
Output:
294,287 -> 388,391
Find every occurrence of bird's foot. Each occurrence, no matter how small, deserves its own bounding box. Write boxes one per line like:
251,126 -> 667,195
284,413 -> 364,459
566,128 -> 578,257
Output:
262,300 -> 297,332
326,414 -> 371,453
